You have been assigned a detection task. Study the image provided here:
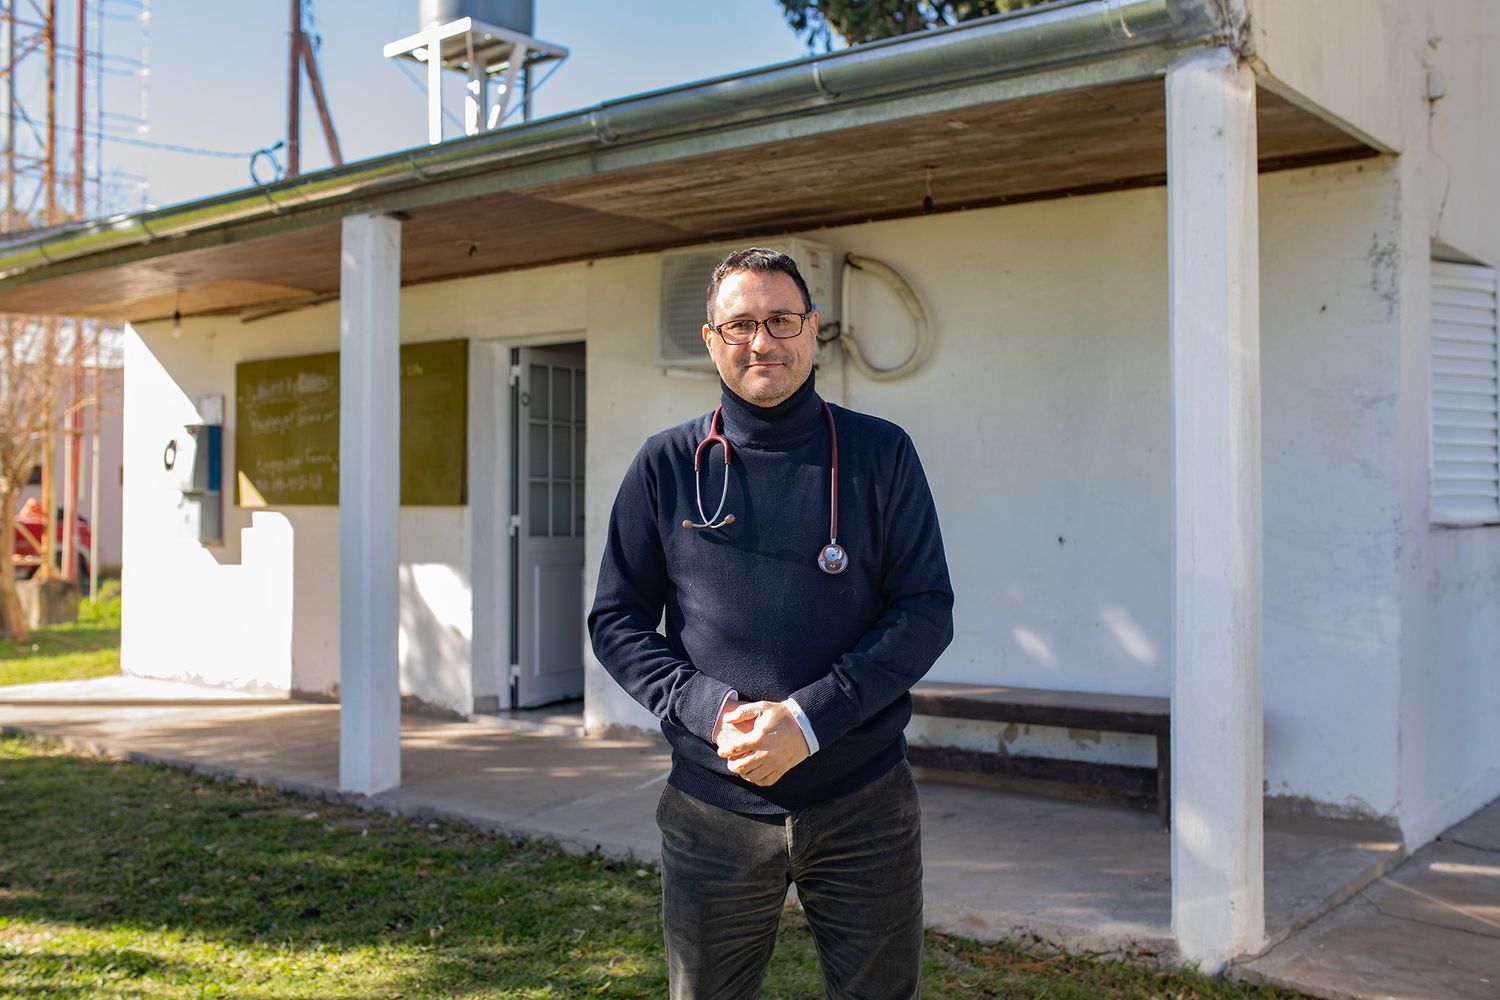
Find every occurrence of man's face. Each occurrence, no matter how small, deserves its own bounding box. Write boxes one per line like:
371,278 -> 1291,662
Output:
702,269 -> 818,407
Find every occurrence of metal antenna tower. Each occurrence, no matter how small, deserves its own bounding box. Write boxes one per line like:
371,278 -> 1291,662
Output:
0,0 -> 143,601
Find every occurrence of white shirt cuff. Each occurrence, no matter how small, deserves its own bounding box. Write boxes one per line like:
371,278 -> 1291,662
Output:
714,689 -> 739,736
783,696 -> 820,755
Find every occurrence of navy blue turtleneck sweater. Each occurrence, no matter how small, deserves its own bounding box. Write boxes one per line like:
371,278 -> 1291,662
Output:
588,373 -> 954,813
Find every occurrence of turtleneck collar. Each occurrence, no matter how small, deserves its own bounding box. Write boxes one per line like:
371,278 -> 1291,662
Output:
718,370 -> 823,448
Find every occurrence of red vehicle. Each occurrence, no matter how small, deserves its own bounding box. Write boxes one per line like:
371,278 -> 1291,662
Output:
12,496 -> 91,584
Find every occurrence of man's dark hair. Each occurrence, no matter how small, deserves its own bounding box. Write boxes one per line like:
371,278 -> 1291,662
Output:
705,247 -> 813,322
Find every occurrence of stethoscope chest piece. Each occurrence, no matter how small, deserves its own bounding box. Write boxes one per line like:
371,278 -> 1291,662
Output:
817,542 -> 849,575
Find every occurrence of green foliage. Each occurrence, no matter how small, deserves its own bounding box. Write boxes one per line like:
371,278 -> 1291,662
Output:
0,737 -> 1312,998
83,577 -> 123,621
0,579 -> 120,686
778,0 -> 1054,50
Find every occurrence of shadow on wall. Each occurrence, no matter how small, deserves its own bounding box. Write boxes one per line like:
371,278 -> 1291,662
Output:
398,560 -> 474,717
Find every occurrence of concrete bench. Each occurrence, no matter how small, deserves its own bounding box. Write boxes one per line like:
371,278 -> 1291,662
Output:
907,681 -> 1171,830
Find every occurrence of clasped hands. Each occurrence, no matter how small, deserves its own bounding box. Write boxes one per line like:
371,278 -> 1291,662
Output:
712,698 -> 810,787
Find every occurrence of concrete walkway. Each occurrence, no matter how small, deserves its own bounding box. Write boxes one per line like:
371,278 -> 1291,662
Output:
1238,800 -> 1500,999
3,676 -> 1489,998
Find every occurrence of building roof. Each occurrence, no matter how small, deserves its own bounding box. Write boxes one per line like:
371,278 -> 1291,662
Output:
0,0 -> 1375,322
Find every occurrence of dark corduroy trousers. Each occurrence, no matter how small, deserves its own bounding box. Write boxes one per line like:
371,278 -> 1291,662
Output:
656,759 -> 924,1000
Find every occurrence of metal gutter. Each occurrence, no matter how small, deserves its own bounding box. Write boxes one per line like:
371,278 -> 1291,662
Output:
0,0 -> 1222,285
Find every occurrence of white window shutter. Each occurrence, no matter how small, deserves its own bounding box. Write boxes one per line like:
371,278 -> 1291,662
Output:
1431,260 -> 1500,526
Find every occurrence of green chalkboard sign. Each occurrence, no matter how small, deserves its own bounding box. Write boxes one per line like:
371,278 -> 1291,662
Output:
398,339 -> 468,506
235,339 -> 468,507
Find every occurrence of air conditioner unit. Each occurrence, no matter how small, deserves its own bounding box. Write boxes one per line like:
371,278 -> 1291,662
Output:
657,238 -> 838,369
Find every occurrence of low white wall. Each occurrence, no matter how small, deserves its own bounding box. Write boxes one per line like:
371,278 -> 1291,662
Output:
121,329 -> 294,691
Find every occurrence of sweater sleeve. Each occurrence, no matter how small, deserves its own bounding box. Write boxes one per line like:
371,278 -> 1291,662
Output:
587,444 -> 734,745
788,433 -> 954,749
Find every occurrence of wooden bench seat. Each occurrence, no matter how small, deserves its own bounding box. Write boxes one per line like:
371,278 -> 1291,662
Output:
907,681 -> 1172,830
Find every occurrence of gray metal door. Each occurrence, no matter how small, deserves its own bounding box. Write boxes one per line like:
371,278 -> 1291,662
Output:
511,345 -> 586,708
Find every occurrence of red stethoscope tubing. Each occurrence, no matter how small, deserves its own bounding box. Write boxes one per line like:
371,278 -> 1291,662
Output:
688,407 -> 734,529
683,402 -> 848,575
825,402 -> 839,544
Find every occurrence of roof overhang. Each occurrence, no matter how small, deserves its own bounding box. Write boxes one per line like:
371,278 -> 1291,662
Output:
0,0 -> 1377,322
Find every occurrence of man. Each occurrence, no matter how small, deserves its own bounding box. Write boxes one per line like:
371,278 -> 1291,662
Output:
588,247 -> 953,999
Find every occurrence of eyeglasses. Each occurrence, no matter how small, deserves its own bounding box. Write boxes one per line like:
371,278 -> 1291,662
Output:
708,311 -> 811,345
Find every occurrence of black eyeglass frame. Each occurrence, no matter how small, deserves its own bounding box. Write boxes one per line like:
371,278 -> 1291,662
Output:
707,311 -> 813,346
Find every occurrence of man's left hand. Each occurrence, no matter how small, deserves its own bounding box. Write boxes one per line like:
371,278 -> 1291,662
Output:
715,701 -> 810,787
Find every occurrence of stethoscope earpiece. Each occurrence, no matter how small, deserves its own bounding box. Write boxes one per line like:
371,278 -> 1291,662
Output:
684,402 -> 847,575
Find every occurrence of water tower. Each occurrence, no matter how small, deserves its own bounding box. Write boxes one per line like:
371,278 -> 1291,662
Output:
384,0 -> 568,144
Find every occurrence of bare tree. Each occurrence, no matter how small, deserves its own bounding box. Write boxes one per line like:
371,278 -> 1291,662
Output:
0,314 -> 67,640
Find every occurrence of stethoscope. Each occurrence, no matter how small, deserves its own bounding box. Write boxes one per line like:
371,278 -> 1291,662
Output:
680,402 -> 849,575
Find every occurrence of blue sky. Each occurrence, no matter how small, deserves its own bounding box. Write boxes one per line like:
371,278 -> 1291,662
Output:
119,1 -> 810,210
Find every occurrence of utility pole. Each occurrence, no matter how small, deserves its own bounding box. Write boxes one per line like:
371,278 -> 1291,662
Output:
286,2 -> 341,170
300,32 -> 341,166
287,0 -> 301,177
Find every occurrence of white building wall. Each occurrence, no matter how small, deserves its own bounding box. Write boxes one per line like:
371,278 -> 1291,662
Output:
582,162 -> 1407,817
1259,160 -> 1403,817
122,259 -> 593,714
1244,0 -> 1407,152
1251,0 -> 1500,845
582,252 -> 718,733
1392,0 -> 1500,847
1423,0 -> 1500,269
121,327 -> 294,692
120,157 -> 1434,822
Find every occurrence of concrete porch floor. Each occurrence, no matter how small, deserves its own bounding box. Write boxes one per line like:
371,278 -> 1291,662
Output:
5,675 -> 1486,997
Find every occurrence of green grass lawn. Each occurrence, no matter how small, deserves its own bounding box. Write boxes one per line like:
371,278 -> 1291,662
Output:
0,736 -> 1309,999
0,584 -> 121,687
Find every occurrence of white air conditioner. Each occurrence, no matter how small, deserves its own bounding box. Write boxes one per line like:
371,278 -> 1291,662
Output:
657,238 -> 838,369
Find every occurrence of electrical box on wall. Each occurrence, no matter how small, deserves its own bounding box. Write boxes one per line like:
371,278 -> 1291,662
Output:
164,423 -> 222,494
657,238 -> 838,369
175,491 -> 222,544
164,395 -> 225,543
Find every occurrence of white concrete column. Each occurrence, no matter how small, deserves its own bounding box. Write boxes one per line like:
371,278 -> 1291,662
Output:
339,212 -> 402,795
1166,47 -> 1265,971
